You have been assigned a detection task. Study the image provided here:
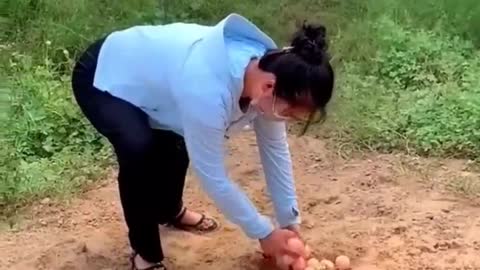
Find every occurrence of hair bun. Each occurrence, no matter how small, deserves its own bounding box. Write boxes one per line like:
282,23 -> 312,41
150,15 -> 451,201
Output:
290,21 -> 328,64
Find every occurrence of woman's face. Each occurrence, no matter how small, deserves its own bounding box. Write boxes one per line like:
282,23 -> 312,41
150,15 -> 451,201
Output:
246,64 -> 316,122
253,91 -> 315,122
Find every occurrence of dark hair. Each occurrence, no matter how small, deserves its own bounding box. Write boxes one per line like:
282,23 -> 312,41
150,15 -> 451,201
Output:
258,22 -> 334,134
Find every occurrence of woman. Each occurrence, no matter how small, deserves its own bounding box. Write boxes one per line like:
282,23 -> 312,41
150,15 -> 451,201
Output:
71,13 -> 334,270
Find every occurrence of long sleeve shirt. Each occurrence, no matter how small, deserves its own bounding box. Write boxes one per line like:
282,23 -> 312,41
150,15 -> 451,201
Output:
92,13 -> 301,239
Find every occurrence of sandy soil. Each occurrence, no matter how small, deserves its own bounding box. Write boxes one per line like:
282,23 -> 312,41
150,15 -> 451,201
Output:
1,133 -> 479,270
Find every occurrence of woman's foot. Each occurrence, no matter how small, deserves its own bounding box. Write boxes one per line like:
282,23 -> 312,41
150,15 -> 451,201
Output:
131,253 -> 166,270
168,207 -> 218,233
177,209 -> 210,227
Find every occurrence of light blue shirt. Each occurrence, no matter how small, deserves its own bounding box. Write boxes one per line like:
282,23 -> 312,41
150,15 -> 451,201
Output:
93,13 -> 300,239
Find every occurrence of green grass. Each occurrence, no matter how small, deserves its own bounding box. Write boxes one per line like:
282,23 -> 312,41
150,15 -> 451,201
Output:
1,0 -> 479,214
324,16 -> 480,159
1,57 -> 112,216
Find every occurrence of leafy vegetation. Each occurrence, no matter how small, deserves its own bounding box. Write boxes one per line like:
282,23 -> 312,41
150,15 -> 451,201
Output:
1,0 -> 479,214
328,16 -> 480,159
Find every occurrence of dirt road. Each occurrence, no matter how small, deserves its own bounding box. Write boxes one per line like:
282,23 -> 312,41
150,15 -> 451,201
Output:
1,133 -> 479,270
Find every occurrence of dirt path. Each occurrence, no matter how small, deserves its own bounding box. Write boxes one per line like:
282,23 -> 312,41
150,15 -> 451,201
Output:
1,133 -> 479,270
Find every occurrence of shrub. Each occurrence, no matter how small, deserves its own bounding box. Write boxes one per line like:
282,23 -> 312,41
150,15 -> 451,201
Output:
327,17 -> 480,159
1,51 -> 111,215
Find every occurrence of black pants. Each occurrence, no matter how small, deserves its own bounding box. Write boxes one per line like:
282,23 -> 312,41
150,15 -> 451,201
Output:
71,37 -> 189,263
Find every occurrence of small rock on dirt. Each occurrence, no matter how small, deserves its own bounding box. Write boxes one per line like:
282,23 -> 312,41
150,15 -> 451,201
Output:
407,248 -> 422,256
223,224 -> 236,232
392,225 -> 407,234
305,220 -> 315,229
307,200 -> 320,209
446,257 -> 456,264
418,245 -> 436,253
434,241 -> 461,251
323,196 -> 339,205
74,243 -> 88,253
309,163 -> 320,170
41,198 -> 51,205
350,232 -> 362,238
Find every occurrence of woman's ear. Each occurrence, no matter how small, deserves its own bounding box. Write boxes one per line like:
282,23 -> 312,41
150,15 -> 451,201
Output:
261,78 -> 276,97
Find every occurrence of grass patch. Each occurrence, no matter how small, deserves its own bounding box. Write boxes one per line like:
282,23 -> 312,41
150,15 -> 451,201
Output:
0,53 -> 112,217
319,15 -> 480,160
447,174 -> 480,198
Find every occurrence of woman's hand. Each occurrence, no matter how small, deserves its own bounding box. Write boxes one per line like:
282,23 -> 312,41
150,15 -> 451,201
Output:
259,226 -> 311,270
285,224 -> 313,259
284,224 -> 301,237
260,228 -> 310,270
259,228 -> 299,258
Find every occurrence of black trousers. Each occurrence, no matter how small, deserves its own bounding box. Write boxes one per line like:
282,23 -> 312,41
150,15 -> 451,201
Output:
71,37 -> 189,263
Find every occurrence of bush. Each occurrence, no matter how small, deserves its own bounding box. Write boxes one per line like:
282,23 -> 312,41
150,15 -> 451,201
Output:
327,16 -> 480,159
1,51 -> 111,215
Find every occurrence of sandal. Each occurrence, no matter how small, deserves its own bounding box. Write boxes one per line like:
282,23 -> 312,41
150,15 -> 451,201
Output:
130,253 -> 167,270
167,207 -> 219,233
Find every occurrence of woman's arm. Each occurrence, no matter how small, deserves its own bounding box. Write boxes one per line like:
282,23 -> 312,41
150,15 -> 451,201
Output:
180,92 -> 274,240
253,116 -> 301,228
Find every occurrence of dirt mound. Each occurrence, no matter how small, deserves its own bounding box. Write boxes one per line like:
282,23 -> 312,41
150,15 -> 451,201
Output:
1,133 -> 479,270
